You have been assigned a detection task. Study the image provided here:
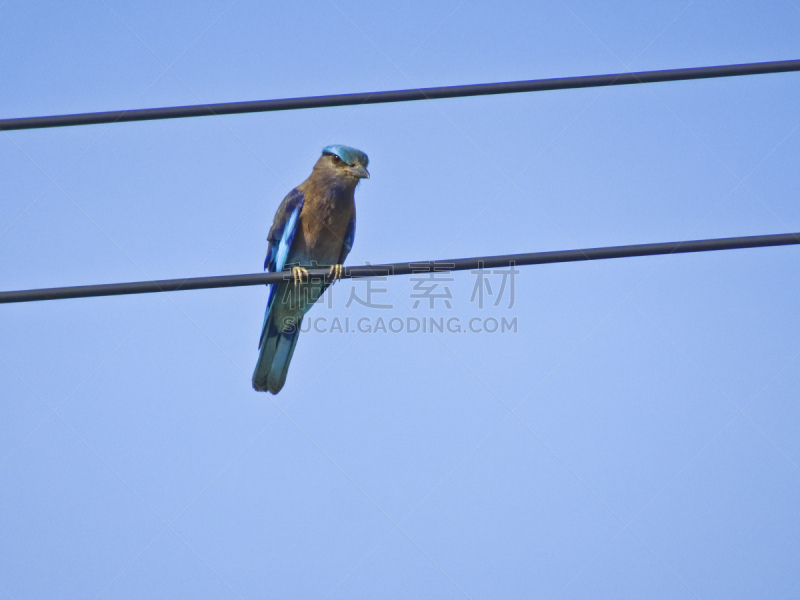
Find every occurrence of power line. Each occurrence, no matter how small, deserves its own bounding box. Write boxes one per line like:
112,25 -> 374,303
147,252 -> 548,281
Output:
1,232 -> 797,304
2,60 -> 799,131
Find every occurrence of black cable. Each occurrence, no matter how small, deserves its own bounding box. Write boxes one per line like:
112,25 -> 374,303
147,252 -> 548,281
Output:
2,60 -> 799,131
1,232 -> 797,304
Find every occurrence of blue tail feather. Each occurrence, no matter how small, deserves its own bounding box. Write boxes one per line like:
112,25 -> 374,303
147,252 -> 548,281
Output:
252,312 -> 302,394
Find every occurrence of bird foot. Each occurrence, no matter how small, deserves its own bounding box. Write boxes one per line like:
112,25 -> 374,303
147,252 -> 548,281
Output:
292,266 -> 309,284
328,264 -> 344,280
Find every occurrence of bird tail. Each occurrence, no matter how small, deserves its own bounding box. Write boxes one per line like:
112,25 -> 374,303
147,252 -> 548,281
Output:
252,312 -> 302,394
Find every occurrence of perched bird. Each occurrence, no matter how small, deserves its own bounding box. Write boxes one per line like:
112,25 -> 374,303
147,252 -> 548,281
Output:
252,145 -> 370,394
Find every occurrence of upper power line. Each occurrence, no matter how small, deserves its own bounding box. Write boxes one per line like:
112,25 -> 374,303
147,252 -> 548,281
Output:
1,232 -> 797,304
2,59 -> 799,131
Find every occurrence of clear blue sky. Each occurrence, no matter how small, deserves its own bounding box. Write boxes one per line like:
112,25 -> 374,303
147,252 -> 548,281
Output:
2,0 -> 799,598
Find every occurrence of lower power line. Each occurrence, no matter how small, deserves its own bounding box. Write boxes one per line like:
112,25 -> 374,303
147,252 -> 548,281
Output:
0,232 -> 797,304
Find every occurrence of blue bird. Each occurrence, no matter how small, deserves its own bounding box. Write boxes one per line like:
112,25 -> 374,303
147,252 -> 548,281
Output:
252,145 -> 370,394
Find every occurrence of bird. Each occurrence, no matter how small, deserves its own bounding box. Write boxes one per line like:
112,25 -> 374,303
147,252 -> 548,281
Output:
252,145 -> 370,394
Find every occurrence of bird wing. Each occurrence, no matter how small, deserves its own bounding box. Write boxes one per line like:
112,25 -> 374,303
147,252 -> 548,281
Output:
337,215 -> 356,265
259,189 -> 305,348
316,215 -> 356,300
265,188 -> 305,273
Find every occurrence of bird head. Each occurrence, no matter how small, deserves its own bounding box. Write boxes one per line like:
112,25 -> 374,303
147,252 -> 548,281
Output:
320,144 -> 370,181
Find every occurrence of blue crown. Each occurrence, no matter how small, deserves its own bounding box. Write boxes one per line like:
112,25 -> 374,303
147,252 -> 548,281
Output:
322,144 -> 369,167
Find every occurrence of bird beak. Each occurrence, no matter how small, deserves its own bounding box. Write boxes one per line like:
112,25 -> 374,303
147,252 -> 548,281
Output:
349,165 -> 370,179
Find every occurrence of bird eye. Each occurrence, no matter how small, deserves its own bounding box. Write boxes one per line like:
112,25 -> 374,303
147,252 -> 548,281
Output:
331,155 -> 343,165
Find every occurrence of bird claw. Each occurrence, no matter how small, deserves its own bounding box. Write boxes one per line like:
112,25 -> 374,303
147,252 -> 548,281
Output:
328,264 -> 344,280
292,266 -> 309,284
